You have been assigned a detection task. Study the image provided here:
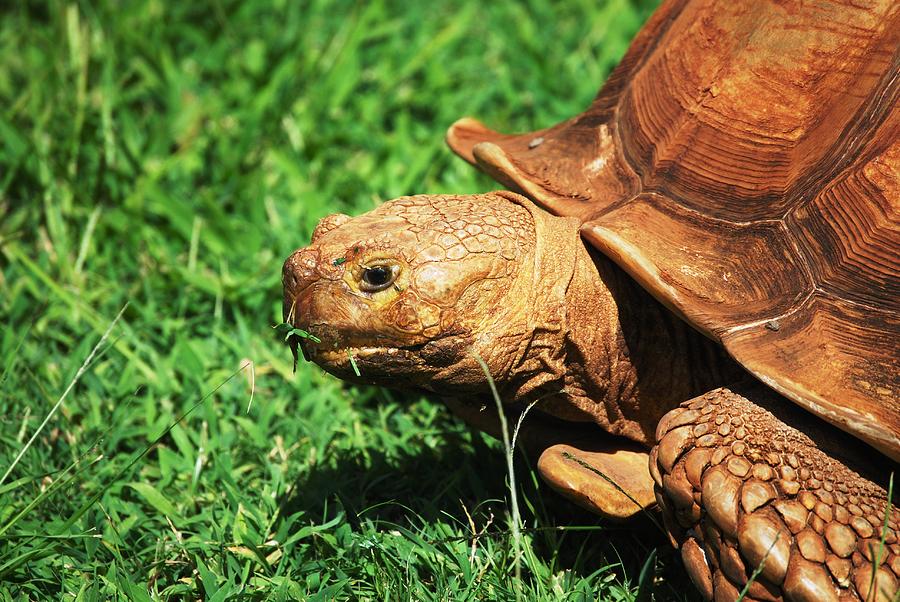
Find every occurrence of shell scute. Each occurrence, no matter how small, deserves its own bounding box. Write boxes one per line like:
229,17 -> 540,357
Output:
446,0 -> 900,459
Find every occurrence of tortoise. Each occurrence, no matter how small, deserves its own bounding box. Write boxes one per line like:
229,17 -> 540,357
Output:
282,0 -> 900,599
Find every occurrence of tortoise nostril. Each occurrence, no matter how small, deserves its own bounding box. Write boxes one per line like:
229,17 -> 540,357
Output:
283,248 -> 323,296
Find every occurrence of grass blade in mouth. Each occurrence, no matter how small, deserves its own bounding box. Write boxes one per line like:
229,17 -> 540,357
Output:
346,349 -> 361,376
273,322 -> 321,344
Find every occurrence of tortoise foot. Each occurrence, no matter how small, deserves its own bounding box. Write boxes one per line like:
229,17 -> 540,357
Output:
651,384 -> 899,602
443,396 -> 656,518
537,443 -> 655,520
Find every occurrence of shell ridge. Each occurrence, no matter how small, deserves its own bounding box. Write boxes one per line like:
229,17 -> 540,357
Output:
782,44 -> 900,218
590,0 -> 693,114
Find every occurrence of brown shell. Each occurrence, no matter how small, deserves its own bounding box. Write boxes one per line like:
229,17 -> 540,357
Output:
447,0 -> 900,460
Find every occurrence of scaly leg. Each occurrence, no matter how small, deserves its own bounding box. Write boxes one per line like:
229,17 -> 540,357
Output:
651,384 -> 899,602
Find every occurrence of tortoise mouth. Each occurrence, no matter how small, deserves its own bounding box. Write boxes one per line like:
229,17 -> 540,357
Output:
314,342 -> 427,360
305,342 -> 432,382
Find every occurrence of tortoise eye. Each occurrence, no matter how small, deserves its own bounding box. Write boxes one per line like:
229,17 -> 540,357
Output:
360,264 -> 398,292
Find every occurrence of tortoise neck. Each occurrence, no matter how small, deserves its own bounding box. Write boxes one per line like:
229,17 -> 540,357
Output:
551,244 -> 742,447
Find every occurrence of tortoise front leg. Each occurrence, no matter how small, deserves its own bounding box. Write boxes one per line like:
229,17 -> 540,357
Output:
651,384 -> 899,602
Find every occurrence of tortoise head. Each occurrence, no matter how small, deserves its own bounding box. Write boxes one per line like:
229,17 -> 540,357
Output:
282,191 -> 580,395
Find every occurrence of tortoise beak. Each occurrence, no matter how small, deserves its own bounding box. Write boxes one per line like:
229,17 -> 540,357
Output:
282,247 -> 324,366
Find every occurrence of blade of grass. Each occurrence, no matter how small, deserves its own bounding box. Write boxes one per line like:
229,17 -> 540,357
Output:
634,548 -> 657,602
346,349 -> 361,377
735,531 -> 783,602
474,354 -> 524,598
3,246 -> 155,380
0,450 -> 105,541
0,302 -> 46,389
0,303 -> 127,488
559,451 -> 664,534
56,360 -> 254,533
869,472 -> 894,602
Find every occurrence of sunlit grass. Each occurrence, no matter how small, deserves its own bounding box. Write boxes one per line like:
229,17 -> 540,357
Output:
0,0 -> 701,599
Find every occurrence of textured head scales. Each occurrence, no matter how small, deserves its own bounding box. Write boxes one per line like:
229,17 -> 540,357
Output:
447,0 -> 900,460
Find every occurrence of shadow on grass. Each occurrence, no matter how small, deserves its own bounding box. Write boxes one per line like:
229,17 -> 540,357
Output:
277,394 -> 699,600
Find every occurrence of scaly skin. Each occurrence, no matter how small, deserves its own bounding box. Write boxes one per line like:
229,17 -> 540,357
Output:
283,192 -> 734,444
282,192 -> 896,601
653,385 -> 899,601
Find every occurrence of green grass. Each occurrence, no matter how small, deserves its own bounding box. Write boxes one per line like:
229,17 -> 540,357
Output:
0,0 -> 700,599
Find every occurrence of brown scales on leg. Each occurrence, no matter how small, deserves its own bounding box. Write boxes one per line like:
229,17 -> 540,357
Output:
652,384 -> 899,602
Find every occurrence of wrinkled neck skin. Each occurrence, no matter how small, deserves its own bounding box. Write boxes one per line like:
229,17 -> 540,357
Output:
286,192 -> 740,448
475,215 -> 741,447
